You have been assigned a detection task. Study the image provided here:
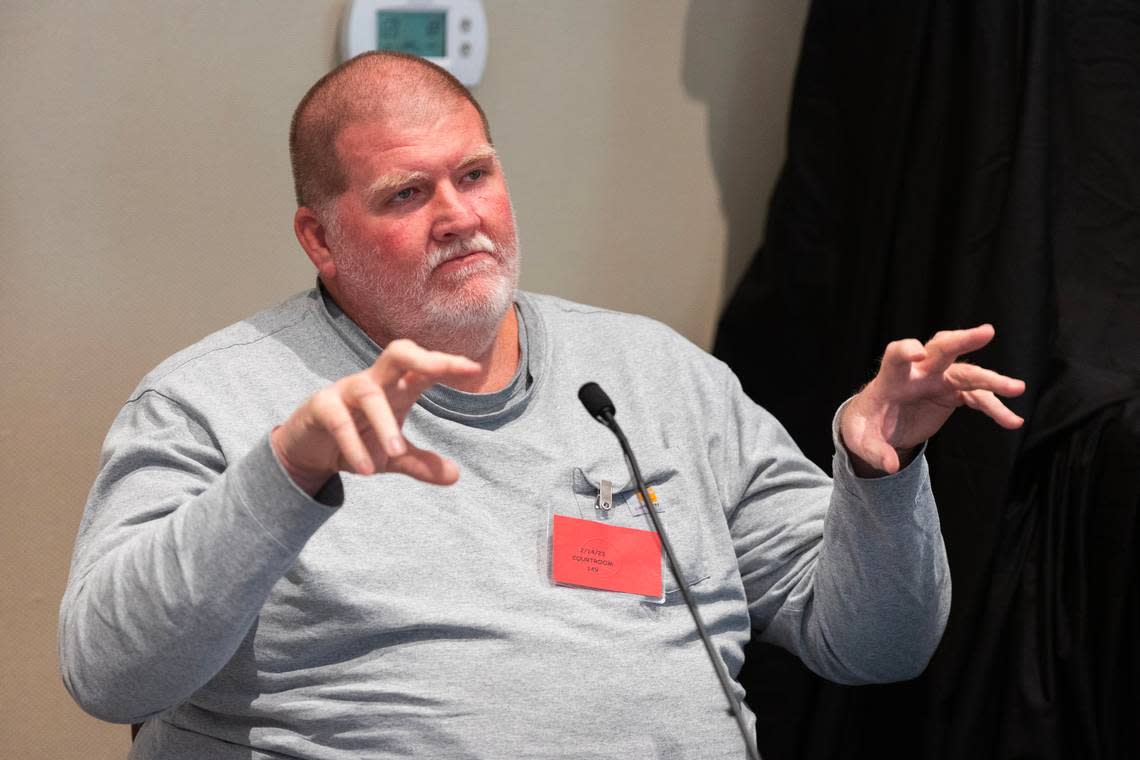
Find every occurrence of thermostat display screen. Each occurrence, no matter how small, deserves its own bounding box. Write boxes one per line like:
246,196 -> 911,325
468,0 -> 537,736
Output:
376,11 -> 447,57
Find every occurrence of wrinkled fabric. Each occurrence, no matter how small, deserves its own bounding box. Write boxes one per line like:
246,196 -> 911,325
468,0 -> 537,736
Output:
715,0 -> 1140,757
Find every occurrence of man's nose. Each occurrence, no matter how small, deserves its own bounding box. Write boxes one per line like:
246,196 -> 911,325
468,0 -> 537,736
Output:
431,183 -> 480,240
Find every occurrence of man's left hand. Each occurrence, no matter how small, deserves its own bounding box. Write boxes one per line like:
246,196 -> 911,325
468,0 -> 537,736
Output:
840,324 -> 1025,477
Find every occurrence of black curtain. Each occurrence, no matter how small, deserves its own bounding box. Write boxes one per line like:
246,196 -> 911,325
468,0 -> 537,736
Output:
714,1 -> 1140,758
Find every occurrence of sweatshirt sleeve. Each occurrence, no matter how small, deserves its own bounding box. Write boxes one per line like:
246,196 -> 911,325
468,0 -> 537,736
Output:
718,371 -> 951,685
58,390 -> 340,723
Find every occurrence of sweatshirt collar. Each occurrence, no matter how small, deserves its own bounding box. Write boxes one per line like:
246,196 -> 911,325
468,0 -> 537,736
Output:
315,282 -> 543,426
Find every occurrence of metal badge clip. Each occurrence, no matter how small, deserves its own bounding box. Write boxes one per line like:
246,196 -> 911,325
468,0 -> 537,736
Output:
595,479 -> 614,512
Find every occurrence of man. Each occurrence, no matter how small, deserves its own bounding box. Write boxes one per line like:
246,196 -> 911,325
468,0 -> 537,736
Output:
60,52 -> 1025,758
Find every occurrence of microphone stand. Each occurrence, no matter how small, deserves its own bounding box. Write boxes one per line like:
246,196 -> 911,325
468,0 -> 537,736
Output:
592,405 -> 762,760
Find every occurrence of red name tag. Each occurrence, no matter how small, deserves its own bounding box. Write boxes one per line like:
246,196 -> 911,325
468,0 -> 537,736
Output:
551,514 -> 662,598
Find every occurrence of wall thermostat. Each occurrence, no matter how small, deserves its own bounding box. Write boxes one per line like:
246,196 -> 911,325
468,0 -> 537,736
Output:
340,0 -> 488,87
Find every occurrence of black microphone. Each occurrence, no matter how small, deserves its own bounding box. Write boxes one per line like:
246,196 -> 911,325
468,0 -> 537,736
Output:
577,382 -> 615,424
577,382 -> 762,760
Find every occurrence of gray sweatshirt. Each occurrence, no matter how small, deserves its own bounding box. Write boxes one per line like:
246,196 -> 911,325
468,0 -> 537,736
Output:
60,288 -> 950,759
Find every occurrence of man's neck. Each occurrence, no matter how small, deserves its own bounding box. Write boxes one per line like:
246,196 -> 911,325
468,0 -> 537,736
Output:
320,281 -> 520,393
443,306 -> 519,393
367,307 -> 519,393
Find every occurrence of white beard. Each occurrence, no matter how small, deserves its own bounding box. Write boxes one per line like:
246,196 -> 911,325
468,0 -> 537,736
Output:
330,229 -> 520,358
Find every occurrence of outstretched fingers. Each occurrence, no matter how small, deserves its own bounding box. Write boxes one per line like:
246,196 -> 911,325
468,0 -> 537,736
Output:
923,324 -> 995,372
317,340 -> 480,479
311,388 -> 377,475
373,339 -> 481,388
366,338 -> 481,454
273,338 -> 484,492
351,378 -> 406,459
387,370 -> 446,415
878,339 -> 928,389
841,325 -> 1028,468
961,389 -> 1025,429
944,363 -> 1026,398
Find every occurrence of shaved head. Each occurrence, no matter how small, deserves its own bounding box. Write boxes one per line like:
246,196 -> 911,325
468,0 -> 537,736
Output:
289,51 -> 491,212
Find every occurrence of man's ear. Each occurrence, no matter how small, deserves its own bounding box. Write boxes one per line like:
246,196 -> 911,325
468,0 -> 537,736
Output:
294,206 -> 337,281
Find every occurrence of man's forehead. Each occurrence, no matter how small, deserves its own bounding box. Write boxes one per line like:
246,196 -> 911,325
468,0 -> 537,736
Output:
336,97 -> 482,148
335,108 -> 490,176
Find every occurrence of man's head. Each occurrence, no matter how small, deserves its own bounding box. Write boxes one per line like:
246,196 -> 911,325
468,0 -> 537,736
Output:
290,52 -> 519,357
290,51 -> 491,214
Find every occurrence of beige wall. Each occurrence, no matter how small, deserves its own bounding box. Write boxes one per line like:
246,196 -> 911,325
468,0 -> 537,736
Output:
0,1 -> 805,755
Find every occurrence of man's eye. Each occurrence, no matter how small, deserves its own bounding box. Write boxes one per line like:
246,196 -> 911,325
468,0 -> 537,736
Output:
464,169 -> 485,182
391,188 -> 416,204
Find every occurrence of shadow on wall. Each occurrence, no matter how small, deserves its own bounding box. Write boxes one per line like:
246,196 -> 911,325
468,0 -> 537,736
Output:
681,0 -> 809,304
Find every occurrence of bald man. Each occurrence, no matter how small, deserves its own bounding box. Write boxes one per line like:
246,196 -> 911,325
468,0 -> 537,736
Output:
60,52 -> 1025,759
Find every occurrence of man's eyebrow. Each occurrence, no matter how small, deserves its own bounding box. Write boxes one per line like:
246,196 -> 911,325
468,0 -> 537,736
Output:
366,170 -> 431,201
456,146 -> 498,169
364,147 -> 498,202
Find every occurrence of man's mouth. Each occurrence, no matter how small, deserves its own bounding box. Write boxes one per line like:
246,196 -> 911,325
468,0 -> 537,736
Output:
429,233 -> 498,275
435,250 -> 492,275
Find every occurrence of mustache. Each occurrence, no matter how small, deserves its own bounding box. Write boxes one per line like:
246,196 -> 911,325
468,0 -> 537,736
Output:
425,233 -> 497,270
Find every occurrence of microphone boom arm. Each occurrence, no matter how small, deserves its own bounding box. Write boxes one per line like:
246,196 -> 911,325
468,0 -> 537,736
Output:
582,387 -> 762,760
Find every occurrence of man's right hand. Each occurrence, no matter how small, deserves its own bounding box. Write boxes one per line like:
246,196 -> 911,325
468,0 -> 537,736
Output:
270,339 -> 481,495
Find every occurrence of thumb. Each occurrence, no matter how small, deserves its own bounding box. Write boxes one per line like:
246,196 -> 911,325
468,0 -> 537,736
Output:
849,434 -> 900,476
